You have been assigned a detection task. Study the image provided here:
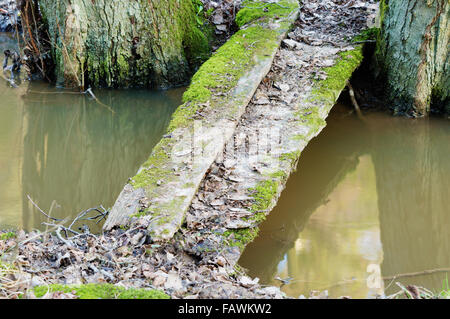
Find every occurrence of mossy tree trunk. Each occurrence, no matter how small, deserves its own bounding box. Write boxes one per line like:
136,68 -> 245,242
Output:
375,0 -> 449,116
37,0 -> 211,89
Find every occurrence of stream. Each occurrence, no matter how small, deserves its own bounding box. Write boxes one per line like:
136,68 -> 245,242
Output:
239,103 -> 450,298
0,33 -> 182,233
1,30 -> 449,299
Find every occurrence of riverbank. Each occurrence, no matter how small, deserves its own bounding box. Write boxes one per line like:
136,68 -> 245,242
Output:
2,0 -> 301,299
1,0 -> 380,299
2,214 -> 449,299
99,0 -> 376,297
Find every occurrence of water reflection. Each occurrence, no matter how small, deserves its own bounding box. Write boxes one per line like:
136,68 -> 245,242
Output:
0,35 -> 182,232
371,114 -> 450,296
239,104 -> 450,298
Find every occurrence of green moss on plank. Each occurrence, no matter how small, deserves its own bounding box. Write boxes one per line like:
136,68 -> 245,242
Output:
129,21 -> 285,209
168,26 -> 278,132
182,25 -> 279,105
236,0 -> 298,28
129,0 -> 297,194
131,138 -> 172,189
249,180 -> 278,213
293,106 -> 327,140
292,46 -> 363,136
309,46 -> 364,104
222,179 -> 280,249
222,46 -> 364,252
33,284 -> 169,299
223,228 -> 260,249
119,224 -> 130,231
352,27 -> 380,42
279,150 -> 302,163
270,170 -> 288,181
123,1 -> 298,239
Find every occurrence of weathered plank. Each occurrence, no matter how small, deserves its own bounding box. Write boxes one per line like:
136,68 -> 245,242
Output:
103,0 -> 300,241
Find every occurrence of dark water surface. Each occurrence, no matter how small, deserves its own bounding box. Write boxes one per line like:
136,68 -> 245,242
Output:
239,103 -> 450,298
0,33 -> 182,233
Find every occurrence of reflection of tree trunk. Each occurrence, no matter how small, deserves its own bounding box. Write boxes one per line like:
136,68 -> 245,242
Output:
375,0 -> 449,116
27,0 -> 210,89
239,107 -> 368,282
370,117 -> 450,294
20,86 -> 180,232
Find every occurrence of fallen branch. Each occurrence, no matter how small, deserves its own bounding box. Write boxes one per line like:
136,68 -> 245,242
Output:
27,195 -> 64,222
24,87 -> 117,114
383,267 -> 450,281
68,206 -> 109,231
347,81 -> 363,119
1,71 -> 18,88
85,88 -> 116,114
27,195 -> 109,242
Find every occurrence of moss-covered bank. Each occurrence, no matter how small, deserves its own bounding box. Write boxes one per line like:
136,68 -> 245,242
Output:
33,284 -> 169,299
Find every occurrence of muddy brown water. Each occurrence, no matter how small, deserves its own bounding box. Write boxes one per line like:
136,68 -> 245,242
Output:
239,103 -> 450,298
2,31 -> 449,298
0,33 -> 182,234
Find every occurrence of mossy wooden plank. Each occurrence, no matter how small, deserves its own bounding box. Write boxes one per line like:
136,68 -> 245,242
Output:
103,0 -> 300,241
219,45 -> 365,251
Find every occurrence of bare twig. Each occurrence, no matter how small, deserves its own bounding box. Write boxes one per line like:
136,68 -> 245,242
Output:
26,195 -> 109,243
347,81 -> 363,119
27,195 -> 64,222
383,267 -> 450,281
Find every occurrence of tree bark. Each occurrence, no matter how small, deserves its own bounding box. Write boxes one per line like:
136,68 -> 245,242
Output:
36,0 -> 211,89
375,0 -> 449,116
